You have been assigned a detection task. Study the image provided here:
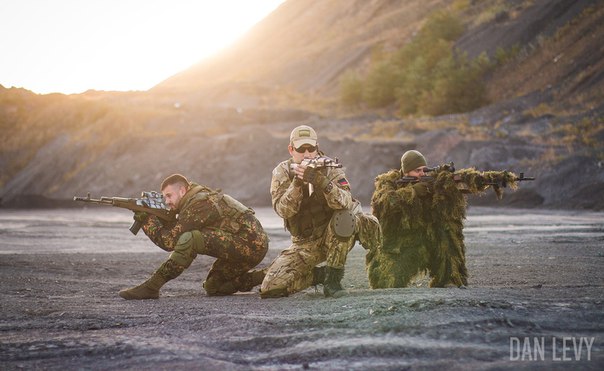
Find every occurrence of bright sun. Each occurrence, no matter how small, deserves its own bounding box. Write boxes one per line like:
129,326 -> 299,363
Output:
0,0 -> 284,94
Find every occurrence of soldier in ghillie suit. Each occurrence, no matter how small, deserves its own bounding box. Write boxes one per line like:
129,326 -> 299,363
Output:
367,150 -> 519,289
119,174 -> 268,300
261,125 -> 381,298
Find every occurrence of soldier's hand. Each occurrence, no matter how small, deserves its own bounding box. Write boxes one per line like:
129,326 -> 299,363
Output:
294,163 -> 307,181
303,167 -> 331,190
133,211 -> 149,223
412,181 -> 432,197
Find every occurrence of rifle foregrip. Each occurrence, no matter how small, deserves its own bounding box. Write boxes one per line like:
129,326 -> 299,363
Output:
129,220 -> 142,235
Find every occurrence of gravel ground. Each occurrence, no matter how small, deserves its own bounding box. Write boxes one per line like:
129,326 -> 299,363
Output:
0,207 -> 603,370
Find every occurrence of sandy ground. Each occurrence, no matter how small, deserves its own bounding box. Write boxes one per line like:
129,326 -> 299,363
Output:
0,207 -> 603,370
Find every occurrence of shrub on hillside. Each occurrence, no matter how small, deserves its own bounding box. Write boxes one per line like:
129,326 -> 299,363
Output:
362,60 -> 401,108
339,70 -> 363,107
340,10 -> 492,116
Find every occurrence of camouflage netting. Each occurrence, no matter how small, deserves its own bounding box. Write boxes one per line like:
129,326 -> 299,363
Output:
367,168 -> 518,288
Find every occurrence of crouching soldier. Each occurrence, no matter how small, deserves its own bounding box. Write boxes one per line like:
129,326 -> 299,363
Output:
119,174 -> 268,300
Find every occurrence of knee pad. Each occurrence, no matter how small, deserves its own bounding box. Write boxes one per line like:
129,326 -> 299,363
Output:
331,209 -> 356,238
169,231 -> 204,268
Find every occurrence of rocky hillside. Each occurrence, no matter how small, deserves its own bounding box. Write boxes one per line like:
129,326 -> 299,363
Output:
1,0 -> 603,210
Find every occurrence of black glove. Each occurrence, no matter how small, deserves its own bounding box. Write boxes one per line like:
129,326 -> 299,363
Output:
302,167 -> 331,191
292,176 -> 305,187
412,181 -> 432,197
133,211 -> 149,223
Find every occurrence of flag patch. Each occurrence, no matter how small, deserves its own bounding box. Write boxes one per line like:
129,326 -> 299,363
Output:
337,178 -> 349,186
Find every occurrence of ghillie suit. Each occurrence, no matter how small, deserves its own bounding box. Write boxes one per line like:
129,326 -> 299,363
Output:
367,168 -> 518,288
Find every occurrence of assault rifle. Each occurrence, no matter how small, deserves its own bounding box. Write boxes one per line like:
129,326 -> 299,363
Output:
396,162 -> 534,187
290,156 -> 342,171
73,191 -> 177,235
397,170 -> 534,188
290,156 -> 342,195
424,162 -> 456,174
395,162 -> 455,187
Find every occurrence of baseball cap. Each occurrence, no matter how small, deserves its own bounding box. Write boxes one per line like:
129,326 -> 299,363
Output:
290,125 -> 318,148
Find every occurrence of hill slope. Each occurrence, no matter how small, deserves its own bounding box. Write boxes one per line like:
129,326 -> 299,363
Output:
152,0 -> 603,111
1,0 -> 603,210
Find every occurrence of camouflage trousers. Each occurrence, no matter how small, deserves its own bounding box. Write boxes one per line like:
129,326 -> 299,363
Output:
162,213 -> 269,296
260,222 -> 355,296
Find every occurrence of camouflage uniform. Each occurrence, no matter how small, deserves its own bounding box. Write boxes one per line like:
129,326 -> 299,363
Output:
367,168 -> 518,288
260,158 -> 358,296
139,183 -> 268,296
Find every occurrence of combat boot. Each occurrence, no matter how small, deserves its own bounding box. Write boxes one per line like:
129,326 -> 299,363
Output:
119,273 -> 166,300
238,267 -> 268,292
311,265 -> 326,286
323,266 -> 346,298
119,259 -> 184,300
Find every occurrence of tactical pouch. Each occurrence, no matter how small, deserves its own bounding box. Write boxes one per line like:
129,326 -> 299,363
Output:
286,191 -> 332,239
215,193 -> 253,234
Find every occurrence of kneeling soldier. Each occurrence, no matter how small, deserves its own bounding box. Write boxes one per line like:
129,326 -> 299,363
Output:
260,125 -> 380,298
367,150 -> 521,288
119,174 -> 268,300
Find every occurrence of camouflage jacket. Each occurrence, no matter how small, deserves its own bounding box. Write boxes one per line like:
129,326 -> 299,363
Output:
271,158 -> 353,241
142,183 -> 253,251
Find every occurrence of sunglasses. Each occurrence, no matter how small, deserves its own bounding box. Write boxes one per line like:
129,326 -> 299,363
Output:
294,145 -> 317,153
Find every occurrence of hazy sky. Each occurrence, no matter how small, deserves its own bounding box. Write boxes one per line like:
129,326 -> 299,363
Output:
0,0 -> 285,94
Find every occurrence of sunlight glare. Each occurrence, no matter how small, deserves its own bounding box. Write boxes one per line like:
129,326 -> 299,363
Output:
0,0 -> 285,94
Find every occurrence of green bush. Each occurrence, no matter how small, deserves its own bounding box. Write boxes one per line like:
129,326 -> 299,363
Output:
339,70 -> 363,107
362,60 -> 402,108
339,10 -> 493,116
419,10 -> 464,43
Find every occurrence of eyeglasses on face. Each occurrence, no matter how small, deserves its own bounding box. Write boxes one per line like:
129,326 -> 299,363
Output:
294,145 -> 317,153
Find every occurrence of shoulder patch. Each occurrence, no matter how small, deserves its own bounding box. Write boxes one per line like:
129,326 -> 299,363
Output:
337,178 -> 349,187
